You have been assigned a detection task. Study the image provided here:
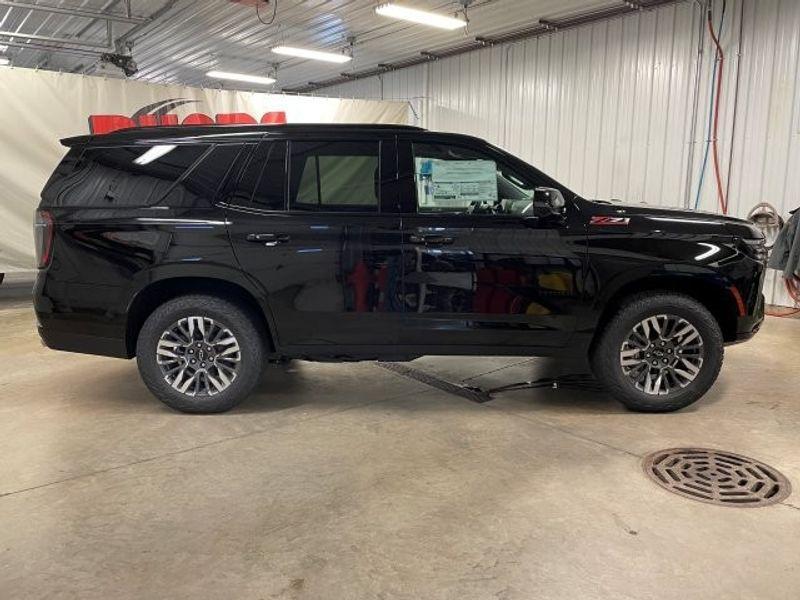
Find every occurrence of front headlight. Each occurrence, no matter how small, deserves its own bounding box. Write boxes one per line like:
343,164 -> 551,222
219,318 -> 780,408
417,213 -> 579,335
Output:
740,238 -> 768,263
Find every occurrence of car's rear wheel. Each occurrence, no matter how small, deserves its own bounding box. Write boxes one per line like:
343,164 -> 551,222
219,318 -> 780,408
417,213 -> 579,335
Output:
591,292 -> 724,412
136,295 -> 265,413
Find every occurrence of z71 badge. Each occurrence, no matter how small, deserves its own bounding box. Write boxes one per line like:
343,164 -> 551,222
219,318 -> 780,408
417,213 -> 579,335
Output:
590,216 -> 631,225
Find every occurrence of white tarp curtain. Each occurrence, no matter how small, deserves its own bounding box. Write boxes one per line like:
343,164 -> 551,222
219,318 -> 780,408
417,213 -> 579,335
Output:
0,68 -> 410,272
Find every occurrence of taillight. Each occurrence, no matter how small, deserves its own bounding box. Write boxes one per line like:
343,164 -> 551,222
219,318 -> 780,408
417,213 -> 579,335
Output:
34,209 -> 55,268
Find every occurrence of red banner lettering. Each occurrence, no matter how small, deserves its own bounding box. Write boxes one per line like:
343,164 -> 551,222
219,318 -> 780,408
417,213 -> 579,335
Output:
215,113 -> 257,125
88,115 -> 136,135
261,111 -> 287,124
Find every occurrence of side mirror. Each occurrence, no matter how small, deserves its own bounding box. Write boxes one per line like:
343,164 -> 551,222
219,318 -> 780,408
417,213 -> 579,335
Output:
533,187 -> 567,216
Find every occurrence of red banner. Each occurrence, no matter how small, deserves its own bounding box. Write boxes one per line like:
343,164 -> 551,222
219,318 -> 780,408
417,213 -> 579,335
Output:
88,108 -> 287,135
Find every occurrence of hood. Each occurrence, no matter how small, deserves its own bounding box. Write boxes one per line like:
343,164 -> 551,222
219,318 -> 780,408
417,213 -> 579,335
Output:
584,199 -> 764,239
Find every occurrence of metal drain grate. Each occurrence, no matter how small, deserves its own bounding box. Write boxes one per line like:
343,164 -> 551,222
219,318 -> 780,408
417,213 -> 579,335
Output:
643,448 -> 791,507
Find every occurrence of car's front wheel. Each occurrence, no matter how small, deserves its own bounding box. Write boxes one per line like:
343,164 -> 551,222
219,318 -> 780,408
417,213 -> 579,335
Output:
136,295 -> 265,413
591,292 -> 724,412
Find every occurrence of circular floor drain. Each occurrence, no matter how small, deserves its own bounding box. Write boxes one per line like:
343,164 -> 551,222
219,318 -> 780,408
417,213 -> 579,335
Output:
643,448 -> 791,507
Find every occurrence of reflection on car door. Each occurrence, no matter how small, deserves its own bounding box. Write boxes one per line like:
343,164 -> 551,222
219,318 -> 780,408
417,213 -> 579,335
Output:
224,136 -> 404,351
397,136 -> 587,350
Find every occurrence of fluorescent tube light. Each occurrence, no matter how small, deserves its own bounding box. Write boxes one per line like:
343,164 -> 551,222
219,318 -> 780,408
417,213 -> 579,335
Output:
206,70 -> 276,86
272,46 -> 352,64
0,57 -> 10,67
375,3 -> 467,30
134,145 -> 177,166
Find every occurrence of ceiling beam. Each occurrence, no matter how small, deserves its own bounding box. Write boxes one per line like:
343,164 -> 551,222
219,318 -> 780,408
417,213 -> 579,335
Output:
0,30 -> 109,49
0,1 -> 148,24
0,39 -> 101,58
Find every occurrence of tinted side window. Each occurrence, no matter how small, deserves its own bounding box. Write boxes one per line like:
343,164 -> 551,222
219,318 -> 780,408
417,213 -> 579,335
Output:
412,142 -> 533,216
289,141 -> 379,211
41,146 -> 84,206
229,141 -> 287,210
42,144 -> 208,207
162,144 -> 244,207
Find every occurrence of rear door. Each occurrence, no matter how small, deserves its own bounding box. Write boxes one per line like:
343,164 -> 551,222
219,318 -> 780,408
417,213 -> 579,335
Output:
396,135 -> 587,350
225,135 -> 404,352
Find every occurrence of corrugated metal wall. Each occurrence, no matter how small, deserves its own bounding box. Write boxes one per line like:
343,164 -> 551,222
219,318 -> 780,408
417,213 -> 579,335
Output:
324,0 -> 800,307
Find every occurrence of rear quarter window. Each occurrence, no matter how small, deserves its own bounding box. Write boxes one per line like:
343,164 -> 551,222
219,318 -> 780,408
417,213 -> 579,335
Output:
40,143 -> 241,208
40,146 -> 85,206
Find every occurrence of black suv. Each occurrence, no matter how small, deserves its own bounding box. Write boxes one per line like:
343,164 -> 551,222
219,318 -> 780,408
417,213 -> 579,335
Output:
34,124 -> 766,413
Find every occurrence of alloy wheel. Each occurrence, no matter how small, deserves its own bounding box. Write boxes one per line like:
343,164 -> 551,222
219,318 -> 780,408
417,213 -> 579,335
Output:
619,314 -> 704,396
155,316 -> 241,396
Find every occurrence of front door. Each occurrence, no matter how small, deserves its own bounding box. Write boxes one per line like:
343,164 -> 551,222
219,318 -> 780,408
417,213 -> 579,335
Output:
225,136 -> 404,352
396,136 -> 587,350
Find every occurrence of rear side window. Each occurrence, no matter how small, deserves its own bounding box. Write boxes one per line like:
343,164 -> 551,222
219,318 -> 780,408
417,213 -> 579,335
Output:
162,144 -> 244,207
228,141 -> 287,210
289,141 -> 379,211
39,143 -> 242,208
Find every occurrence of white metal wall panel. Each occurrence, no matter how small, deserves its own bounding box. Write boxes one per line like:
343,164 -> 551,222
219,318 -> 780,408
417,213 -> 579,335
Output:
427,46 -> 508,141
725,0 -> 800,307
324,0 -> 800,307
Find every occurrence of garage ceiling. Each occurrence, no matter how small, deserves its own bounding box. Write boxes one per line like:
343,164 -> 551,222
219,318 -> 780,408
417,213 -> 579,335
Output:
0,0 -> 674,93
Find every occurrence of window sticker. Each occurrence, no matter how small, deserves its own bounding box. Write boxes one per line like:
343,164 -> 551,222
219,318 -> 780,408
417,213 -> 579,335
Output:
415,158 -> 498,208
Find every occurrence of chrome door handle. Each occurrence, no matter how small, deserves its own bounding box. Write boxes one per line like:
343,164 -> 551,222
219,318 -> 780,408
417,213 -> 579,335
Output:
409,233 -> 455,246
246,233 -> 291,246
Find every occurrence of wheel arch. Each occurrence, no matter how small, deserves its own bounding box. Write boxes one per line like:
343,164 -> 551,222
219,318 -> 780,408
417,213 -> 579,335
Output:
590,274 -> 740,352
125,276 -> 274,357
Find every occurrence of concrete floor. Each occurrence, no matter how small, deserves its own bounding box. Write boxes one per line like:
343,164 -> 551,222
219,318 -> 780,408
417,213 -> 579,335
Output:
1,292 -> 799,599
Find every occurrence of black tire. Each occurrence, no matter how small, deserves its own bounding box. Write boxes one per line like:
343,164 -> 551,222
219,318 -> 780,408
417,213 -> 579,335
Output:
136,295 -> 265,413
591,292 -> 724,412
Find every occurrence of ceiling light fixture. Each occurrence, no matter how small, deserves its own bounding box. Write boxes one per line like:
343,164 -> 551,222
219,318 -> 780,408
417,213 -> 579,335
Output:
375,3 -> 467,30
206,70 -> 276,86
272,46 -> 352,64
